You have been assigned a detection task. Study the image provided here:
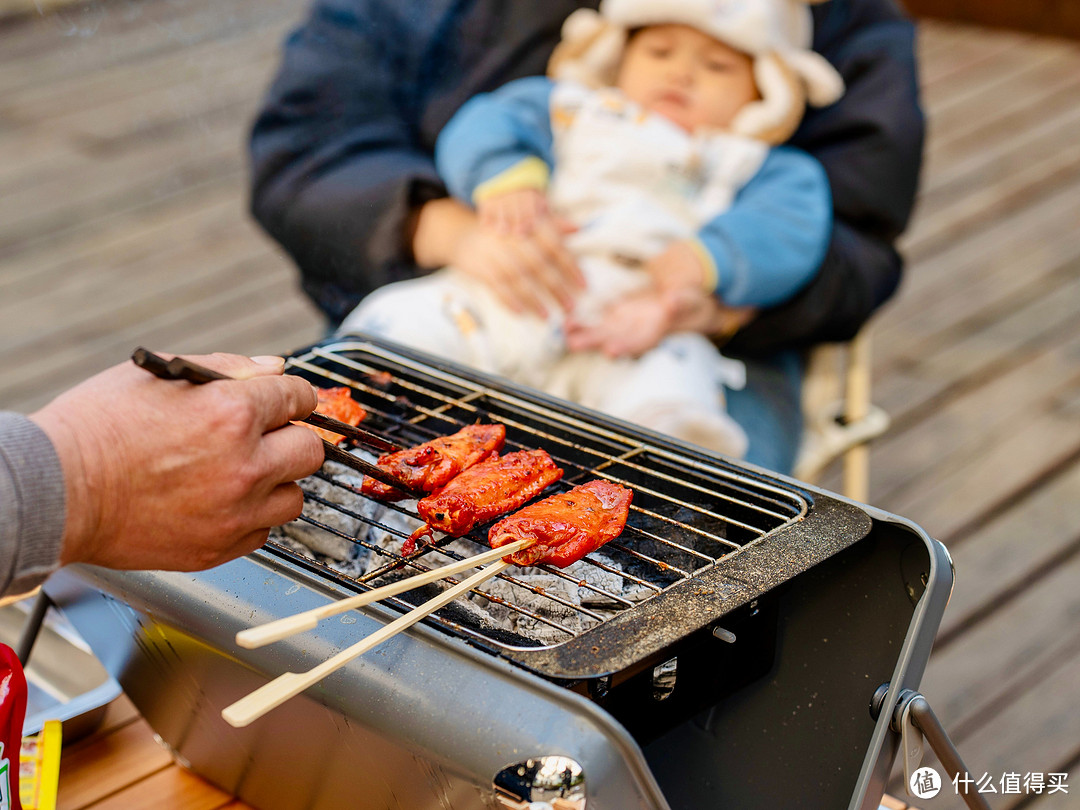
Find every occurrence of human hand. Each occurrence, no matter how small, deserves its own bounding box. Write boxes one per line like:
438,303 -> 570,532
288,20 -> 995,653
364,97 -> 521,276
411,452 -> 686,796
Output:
565,287 -> 677,358
477,188 -> 549,236
30,353 -> 324,572
643,241 -> 711,294
566,286 -> 758,358
451,214 -> 584,317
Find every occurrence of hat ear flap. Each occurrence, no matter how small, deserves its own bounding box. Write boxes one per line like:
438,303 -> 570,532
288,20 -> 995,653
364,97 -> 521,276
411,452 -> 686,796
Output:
729,53 -> 806,145
548,9 -> 627,88
784,49 -> 845,107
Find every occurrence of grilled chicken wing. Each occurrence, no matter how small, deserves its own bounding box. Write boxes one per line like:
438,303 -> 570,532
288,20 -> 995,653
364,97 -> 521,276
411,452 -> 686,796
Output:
301,387 -> 368,446
361,423 -> 505,501
489,480 -> 633,568
403,450 -> 564,553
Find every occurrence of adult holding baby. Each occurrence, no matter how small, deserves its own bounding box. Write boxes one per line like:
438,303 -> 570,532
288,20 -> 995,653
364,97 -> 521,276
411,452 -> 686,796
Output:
250,0 -> 924,473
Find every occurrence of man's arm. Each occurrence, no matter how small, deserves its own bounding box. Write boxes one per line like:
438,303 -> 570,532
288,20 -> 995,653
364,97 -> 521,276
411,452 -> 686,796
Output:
0,354 -> 323,597
727,0 -> 924,356
0,414 -> 66,596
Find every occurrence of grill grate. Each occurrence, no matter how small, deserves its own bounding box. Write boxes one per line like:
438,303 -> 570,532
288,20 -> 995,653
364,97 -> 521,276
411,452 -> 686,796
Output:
269,339 -> 808,667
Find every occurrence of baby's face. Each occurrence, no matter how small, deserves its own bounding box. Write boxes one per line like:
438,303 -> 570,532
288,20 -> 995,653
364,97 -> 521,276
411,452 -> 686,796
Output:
615,24 -> 759,132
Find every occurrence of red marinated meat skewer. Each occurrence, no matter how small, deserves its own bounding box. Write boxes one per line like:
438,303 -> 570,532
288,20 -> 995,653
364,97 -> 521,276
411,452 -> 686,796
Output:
300,387 -> 368,446
489,480 -> 633,568
361,423 -> 505,501
403,450 -> 564,554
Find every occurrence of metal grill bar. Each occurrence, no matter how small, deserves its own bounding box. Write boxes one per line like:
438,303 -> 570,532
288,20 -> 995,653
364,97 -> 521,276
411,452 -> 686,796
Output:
270,340 -> 807,653
295,349 -> 800,532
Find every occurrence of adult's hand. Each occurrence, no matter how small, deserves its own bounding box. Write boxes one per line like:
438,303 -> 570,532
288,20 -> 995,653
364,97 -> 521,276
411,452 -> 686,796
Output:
30,353 -> 323,572
451,216 -> 584,316
412,197 -> 583,317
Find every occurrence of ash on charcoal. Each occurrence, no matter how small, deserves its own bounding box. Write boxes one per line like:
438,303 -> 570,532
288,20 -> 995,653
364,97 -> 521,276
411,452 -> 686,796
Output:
482,574 -> 586,644
267,526 -> 367,578
283,461 -> 372,559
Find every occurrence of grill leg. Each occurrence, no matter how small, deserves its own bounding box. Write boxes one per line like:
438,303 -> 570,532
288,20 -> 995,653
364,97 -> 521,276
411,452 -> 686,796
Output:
15,590 -> 53,666
873,686 -> 992,810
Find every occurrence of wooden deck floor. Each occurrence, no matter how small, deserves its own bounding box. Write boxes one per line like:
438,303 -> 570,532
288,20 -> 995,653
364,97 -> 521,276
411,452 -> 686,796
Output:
1,2 -> 1078,808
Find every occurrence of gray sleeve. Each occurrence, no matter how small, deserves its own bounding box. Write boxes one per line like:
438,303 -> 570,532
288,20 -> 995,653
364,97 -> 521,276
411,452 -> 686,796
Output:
0,413 -> 67,596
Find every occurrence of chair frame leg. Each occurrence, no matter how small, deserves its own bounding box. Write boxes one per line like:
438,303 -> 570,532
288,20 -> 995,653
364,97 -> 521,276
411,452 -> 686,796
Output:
842,330 -> 873,501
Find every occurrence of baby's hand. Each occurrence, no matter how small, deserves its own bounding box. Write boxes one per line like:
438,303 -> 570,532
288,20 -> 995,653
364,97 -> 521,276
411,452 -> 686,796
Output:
477,189 -> 550,236
566,285 -> 757,357
644,241 -> 711,294
565,288 -> 676,358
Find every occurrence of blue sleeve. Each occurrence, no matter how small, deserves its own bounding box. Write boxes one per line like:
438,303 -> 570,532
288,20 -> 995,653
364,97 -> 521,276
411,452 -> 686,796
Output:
697,147 -> 833,308
435,76 -> 555,203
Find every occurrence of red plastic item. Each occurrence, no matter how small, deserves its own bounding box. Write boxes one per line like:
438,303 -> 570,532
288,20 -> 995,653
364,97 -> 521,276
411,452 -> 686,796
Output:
0,643 -> 27,810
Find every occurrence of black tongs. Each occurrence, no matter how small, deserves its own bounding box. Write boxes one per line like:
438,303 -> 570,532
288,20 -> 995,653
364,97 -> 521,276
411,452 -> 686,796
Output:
131,348 -> 424,498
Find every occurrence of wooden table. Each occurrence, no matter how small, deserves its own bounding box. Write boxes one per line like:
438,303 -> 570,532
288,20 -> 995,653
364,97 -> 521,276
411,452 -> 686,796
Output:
56,697 -> 252,810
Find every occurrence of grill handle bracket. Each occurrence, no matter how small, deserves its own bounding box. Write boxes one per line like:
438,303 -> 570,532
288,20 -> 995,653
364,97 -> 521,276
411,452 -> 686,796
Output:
871,684 -> 991,810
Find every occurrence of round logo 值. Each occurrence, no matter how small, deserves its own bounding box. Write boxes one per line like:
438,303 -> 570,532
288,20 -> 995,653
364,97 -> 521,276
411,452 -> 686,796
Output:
910,766 -> 942,799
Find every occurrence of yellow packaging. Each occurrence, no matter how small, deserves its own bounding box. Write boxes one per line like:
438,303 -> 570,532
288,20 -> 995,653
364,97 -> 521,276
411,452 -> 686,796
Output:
19,721 -> 62,810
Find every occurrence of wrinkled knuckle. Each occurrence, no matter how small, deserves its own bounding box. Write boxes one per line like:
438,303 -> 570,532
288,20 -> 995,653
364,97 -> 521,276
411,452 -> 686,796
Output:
228,461 -> 262,499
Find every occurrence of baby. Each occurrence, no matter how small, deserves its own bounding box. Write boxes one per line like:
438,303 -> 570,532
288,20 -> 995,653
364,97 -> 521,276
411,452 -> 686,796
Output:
340,0 -> 844,457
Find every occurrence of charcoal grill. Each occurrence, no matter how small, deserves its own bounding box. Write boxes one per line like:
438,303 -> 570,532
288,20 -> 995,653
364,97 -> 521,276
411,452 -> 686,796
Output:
44,335 -> 953,810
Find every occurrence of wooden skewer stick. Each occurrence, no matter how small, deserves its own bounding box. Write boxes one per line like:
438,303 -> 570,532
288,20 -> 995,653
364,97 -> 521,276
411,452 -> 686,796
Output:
221,558 -> 513,728
235,537 -> 533,649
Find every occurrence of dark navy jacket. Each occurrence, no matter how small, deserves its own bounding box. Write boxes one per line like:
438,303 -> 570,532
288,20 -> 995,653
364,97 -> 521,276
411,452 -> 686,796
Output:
249,0 -> 924,357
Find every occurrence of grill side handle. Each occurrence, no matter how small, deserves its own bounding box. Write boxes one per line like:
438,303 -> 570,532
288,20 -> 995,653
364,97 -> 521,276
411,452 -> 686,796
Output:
501,492 -> 875,681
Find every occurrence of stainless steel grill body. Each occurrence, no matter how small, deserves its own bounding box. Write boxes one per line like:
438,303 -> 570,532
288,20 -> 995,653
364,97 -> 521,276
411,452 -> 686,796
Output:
45,338 -> 953,809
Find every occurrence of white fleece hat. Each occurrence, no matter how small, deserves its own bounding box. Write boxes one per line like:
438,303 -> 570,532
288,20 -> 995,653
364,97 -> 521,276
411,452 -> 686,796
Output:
549,0 -> 845,143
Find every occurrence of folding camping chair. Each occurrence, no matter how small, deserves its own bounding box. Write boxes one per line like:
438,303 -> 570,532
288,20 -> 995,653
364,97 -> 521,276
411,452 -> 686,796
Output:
793,328 -> 890,501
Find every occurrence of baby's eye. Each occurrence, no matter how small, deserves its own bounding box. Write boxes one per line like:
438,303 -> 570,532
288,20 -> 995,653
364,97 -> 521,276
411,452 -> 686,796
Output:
705,59 -> 732,72
647,46 -> 673,58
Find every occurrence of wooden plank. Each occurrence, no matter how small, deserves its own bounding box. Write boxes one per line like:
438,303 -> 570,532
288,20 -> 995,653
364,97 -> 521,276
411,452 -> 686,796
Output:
873,264 -> 1080,430
0,185 -> 244,301
0,123 -> 242,254
1,264 -> 321,413
934,459 -> 1080,642
917,25 -> 1028,90
880,181 -> 1080,363
0,203 -> 264,351
869,327 -> 1080,538
902,154 -> 1080,304
924,39 -> 1078,135
80,764 -> 238,810
0,0 -> 301,93
918,75 -> 1080,199
93,695 -> 141,738
919,33 -> 1064,116
57,718 -> 172,810
0,176 -> 240,293
1,26 -> 284,133
892,406 -> 1080,542
49,52 -> 279,148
